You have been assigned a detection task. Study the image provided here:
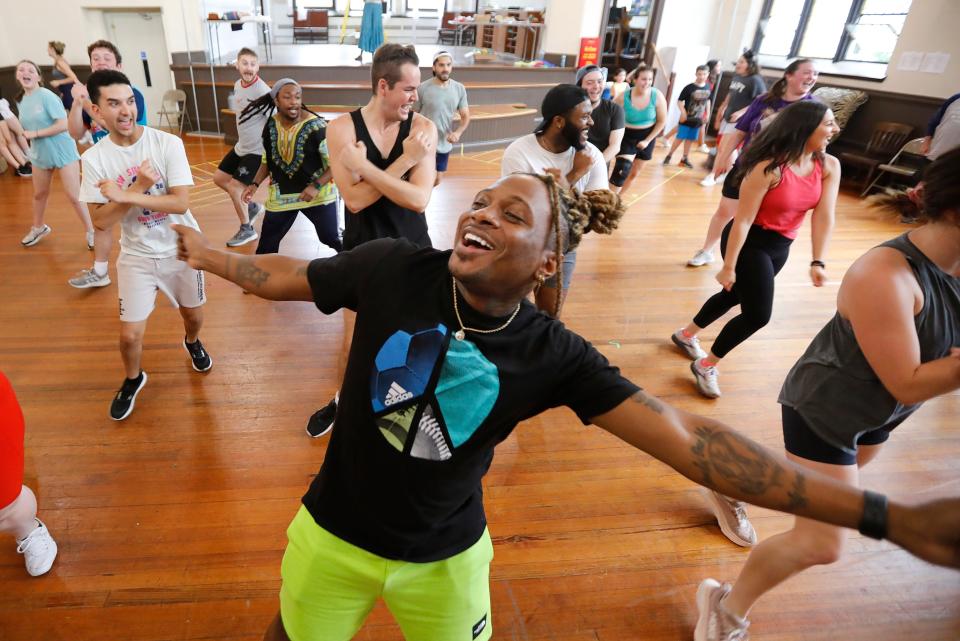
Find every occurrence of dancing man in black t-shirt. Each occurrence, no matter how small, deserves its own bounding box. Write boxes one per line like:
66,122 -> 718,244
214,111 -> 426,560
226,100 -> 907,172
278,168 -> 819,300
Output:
306,43 -> 438,438
172,173 -> 960,641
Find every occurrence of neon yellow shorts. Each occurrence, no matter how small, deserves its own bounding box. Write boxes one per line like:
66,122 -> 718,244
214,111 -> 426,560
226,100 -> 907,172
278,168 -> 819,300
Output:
279,505 -> 494,641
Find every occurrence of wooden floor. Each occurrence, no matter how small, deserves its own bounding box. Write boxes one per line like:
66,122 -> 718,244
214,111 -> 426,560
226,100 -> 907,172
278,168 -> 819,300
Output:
1,136 -> 958,641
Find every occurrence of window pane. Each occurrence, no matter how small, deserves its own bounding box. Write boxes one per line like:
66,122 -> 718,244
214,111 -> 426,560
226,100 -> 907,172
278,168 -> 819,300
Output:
799,0 -> 855,59
845,13 -> 907,62
758,0 -> 805,56
861,0 -> 912,13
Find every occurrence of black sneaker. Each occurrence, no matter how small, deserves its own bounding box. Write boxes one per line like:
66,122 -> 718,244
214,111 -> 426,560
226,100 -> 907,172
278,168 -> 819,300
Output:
306,397 -> 337,438
662,155 -> 672,166
679,158 -> 694,169
110,372 -> 148,421
16,162 -> 32,178
183,337 -> 213,372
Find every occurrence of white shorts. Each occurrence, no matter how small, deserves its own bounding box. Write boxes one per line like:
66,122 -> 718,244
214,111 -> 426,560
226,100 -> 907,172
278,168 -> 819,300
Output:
117,253 -> 206,323
0,99 -> 14,121
718,120 -> 739,136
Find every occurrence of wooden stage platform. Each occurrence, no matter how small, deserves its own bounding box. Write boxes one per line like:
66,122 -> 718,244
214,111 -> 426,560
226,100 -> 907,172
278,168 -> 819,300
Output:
0,136 -> 958,640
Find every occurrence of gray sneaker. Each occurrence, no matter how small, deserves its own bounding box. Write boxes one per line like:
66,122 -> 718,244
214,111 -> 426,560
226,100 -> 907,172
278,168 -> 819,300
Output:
702,489 -> 757,547
691,359 -> 722,398
21,225 -> 51,247
672,329 -> 707,360
694,579 -> 750,641
226,224 -> 258,247
247,201 -> 264,224
688,249 -> 715,267
68,268 -> 111,289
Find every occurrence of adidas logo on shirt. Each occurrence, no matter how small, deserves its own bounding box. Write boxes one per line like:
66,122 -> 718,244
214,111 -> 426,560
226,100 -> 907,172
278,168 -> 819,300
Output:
384,381 -> 413,407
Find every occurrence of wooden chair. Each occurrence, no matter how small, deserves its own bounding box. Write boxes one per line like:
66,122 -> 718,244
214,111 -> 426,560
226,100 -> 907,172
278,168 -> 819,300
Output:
437,12 -> 458,44
838,121 -> 913,195
861,137 -> 927,197
294,9 -> 328,43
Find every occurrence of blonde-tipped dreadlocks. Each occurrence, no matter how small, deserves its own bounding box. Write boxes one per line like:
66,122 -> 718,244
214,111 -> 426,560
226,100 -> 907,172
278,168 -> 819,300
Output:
531,173 -> 626,317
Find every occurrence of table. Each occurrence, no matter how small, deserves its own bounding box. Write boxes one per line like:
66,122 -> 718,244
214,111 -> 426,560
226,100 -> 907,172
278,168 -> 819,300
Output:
204,16 -> 273,63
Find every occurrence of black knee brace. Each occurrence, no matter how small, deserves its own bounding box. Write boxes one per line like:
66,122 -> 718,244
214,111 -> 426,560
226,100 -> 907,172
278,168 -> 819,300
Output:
610,156 -> 633,187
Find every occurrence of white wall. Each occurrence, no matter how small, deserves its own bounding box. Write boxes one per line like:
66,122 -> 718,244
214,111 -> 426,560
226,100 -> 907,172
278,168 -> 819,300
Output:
541,0 -> 604,57
1,0 -> 206,67
656,0 -> 721,54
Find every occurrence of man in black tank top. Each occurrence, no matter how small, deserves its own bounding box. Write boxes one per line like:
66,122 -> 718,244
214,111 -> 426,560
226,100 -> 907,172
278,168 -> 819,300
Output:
327,43 -> 438,251
308,43 -> 439,437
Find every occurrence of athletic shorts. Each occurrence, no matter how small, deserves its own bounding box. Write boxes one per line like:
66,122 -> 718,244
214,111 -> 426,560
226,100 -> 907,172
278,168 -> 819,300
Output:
677,123 -> 701,141
543,249 -> 576,291
618,125 -> 657,161
117,253 -> 206,323
721,163 -> 745,200
217,149 -> 262,185
436,151 -> 450,172
279,505 -> 494,641
718,120 -> 738,136
781,404 -> 893,466
0,371 -> 25,509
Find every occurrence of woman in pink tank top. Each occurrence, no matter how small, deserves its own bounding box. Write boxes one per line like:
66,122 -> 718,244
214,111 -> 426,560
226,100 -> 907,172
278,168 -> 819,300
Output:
672,100 -> 841,399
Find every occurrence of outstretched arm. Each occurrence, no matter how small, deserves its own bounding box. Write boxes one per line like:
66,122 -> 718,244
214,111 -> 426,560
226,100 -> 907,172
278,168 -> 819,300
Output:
173,224 -> 313,301
593,390 -> 960,569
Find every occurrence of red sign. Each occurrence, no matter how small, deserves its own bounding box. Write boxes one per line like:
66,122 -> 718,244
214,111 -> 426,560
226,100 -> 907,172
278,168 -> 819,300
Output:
578,37 -> 600,67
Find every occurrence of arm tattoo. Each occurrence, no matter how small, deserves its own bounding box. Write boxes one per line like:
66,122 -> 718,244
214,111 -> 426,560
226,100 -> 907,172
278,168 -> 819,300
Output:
630,390 -> 665,415
690,425 -> 808,510
227,254 -> 270,289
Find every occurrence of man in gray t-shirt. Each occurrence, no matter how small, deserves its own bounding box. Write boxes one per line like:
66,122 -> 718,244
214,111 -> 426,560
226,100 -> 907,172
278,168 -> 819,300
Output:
416,50 -> 470,184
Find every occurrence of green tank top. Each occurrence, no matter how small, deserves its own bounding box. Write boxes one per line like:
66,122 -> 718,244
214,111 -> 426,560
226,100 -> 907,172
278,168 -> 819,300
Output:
623,87 -> 658,128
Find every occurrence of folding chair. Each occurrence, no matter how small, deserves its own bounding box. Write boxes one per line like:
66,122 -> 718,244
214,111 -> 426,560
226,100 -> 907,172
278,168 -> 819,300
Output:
157,89 -> 194,135
861,137 -> 927,197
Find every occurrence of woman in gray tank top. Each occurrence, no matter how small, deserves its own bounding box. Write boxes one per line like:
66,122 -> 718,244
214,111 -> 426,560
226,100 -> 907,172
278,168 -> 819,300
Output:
693,148 -> 960,641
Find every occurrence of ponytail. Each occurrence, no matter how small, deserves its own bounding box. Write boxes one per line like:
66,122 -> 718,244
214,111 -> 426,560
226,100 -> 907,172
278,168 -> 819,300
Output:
239,92 -> 275,125
763,58 -> 813,105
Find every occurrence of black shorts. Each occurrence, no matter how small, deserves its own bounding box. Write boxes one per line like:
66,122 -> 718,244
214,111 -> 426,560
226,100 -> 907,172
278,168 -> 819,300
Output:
618,125 -> 657,161
436,151 -> 450,172
721,162 -> 745,200
781,404 -> 893,466
218,149 -> 262,185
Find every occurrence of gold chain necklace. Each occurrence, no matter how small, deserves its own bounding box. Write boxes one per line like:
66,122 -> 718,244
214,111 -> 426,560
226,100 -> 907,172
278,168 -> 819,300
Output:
451,277 -> 521,341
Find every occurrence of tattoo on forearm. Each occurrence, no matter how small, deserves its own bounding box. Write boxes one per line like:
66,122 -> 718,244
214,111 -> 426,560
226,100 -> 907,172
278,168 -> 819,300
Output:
691,425 -> 788,497
631,390 -> 664,415
786,473 -> 807,511
229,255 -> 271,289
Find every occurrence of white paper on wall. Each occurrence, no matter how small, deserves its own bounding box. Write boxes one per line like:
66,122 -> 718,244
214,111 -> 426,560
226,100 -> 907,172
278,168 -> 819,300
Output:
896,51 -> 922,72
919,52 -> 950,74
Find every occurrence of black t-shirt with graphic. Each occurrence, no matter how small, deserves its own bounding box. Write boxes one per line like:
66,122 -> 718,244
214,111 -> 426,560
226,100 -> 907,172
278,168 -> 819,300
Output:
678,82 -> 711,128
303,239 -> 640,562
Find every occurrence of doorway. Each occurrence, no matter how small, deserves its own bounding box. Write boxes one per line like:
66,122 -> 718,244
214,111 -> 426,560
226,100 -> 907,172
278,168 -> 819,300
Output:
102,10 -> 174,127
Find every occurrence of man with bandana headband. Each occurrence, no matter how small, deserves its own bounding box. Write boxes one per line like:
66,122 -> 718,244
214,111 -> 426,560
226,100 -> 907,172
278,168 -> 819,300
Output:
500,84 -> 610,317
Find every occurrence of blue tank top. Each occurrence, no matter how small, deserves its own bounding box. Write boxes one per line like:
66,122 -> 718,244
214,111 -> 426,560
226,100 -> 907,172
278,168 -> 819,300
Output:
623,87 -> 658,128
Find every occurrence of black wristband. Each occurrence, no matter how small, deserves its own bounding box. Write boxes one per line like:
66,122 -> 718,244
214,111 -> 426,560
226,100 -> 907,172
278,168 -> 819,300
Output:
858,490 -> 888,540
810,260 -> 825,268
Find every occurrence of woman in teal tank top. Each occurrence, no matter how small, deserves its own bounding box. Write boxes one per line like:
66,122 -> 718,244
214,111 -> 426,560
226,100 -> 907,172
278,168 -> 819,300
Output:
611,66 -> 667,193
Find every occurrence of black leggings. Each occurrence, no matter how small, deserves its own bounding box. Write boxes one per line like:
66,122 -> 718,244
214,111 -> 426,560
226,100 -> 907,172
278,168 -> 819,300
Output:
692,222 -> 793,358
255,203 -> 343,255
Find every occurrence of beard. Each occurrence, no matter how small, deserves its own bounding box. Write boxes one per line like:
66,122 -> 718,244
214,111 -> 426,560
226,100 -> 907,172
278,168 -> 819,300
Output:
561,121 -> 586,151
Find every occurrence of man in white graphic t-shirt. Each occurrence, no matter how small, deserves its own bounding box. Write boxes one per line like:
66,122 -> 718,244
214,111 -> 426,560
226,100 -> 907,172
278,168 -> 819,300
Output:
79,70 -> 213,421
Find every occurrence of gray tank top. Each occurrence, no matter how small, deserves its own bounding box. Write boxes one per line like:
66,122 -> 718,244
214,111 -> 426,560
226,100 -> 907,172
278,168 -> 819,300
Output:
779,233 -> 960,454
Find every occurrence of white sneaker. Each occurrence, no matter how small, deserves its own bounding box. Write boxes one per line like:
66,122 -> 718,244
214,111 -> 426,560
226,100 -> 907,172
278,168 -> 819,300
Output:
699,174 -> 717,187
715,172 -> 728,184
68,268 -> 111,289
691,359 -> 721,398
671,329 -> 707,360
699,144 -> 711,154
21,225 -> 51,247
16,519 -> 58,576
687,249 -> 715,267
702,489 -> 757,547
694,579 -> 750,641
